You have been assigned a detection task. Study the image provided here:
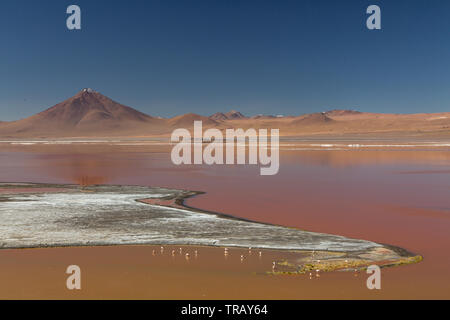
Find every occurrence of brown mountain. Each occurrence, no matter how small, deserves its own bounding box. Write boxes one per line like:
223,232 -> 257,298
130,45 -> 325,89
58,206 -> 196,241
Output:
324,109 -> 362,117
210,110 -> 246,121
168,113 -> 219,128
224,110 -> 246,119
0,89 -> 165,137
209,112 -> 228,121
0,90 -> 449,138
289,112 -> 334,126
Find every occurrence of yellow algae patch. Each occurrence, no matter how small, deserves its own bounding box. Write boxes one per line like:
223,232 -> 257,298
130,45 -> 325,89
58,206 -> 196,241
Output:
267,247 -> 423,276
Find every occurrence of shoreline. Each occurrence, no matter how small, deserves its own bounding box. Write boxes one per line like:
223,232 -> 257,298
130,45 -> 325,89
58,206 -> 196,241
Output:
0,182 -> 422,274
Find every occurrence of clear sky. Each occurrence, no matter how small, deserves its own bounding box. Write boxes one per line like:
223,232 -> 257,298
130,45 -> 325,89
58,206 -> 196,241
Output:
1,0 -> 450,120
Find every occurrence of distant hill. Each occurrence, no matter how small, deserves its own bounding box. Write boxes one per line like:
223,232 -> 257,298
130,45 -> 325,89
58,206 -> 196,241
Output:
209,112 -> 228,121
251,114 -> 276,119
168,113 -> 218,128
324,109 -> 362,117
224,110 -> 246,119
210,110 -> 246,121
289,112 -> 334,126
0,90 -> 449,138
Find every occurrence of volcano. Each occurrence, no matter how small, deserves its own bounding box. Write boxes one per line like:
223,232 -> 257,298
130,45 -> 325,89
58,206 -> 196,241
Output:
0,89 -> 165,137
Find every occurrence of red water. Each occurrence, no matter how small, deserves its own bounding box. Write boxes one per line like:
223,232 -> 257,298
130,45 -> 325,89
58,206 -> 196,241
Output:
0,145 -> 449,298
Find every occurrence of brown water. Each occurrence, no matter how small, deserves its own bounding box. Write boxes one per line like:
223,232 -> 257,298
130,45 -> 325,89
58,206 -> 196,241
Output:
0,143 -> 449,299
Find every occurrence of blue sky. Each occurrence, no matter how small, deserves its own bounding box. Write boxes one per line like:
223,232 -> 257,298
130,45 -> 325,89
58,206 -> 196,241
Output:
1,0 -> 449,120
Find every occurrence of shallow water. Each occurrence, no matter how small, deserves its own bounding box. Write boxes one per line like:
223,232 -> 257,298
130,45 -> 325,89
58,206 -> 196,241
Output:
0,142 -> 449,298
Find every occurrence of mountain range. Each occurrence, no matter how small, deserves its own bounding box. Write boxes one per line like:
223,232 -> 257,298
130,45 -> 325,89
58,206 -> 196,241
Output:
0,89 -> 449,138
